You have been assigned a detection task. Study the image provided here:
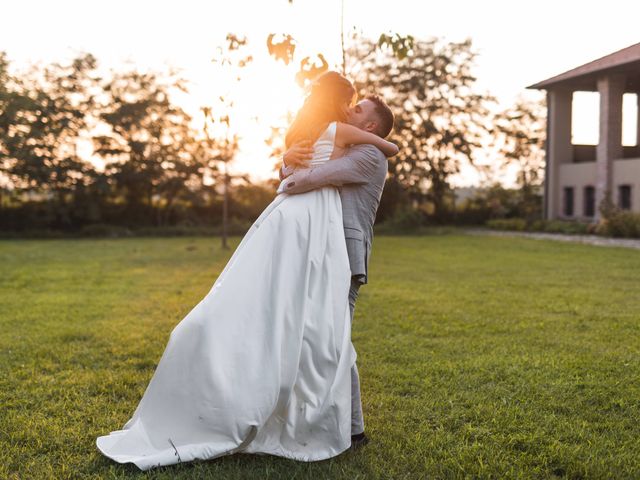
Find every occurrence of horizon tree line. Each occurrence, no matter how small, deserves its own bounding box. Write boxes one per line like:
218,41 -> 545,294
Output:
0,34 -> 545,234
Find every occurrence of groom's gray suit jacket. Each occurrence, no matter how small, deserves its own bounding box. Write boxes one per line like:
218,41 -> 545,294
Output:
280,145 -> 388,284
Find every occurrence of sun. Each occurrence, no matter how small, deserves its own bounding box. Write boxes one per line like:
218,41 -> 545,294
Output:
179,56 -> 306,181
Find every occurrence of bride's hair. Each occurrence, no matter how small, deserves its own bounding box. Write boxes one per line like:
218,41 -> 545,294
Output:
285,71 -> 356,149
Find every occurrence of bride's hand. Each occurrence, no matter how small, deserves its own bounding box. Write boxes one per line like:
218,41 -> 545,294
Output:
284,141 -> 313,168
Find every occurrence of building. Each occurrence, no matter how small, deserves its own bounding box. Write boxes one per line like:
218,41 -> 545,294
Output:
529,43 -> 640,221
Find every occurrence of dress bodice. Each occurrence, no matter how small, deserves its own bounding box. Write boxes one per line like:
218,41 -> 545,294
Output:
309,122 -> 337,166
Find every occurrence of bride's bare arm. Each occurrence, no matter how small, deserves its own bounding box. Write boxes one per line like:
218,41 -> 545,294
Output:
335,122 -> 399,157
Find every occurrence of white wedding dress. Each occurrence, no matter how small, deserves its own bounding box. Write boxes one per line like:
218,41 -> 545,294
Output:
96,122 -> 355,470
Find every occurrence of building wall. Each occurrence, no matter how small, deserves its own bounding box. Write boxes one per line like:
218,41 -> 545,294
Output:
545,77 -> 639,220
555,157 -> 640,219
557,162 -> 597,220
612,157 -> 640,211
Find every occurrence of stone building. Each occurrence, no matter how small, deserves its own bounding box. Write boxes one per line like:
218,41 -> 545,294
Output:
529,43 -> 640,221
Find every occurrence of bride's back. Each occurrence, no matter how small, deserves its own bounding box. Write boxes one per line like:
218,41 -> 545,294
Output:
310,122 -> 343,166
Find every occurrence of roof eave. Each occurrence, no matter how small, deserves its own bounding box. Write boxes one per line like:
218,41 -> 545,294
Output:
527,42 -> 640,91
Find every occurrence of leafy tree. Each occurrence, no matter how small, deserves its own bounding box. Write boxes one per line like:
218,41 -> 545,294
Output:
204,33 -> 253,248
492,98 -> 546,221
0,52 -> 98,226
266,34 -> 297,65
347,36 -> 494,221
200,105 -> 244,247
494,98 -> 546,190
93,68 -> 201,226
231,180 -> 278,221
0,52 -> 24,209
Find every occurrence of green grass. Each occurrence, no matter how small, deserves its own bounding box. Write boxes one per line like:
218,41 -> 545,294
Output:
1,235 -> 639,479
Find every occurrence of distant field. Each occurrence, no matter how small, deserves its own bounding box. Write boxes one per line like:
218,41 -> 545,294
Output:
1,235 -> 639,479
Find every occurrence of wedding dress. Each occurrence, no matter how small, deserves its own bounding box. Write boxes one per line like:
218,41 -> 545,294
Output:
96,122 -> 355,470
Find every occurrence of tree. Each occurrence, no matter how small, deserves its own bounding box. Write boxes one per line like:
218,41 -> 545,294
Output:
346,36 -> 494,221
0,52 -> 99,226
200,105 -> 243,248
93,68 -> 201,226
494,98 -> 546,189
0,52 -> 24,211
202,33 -> 253,248
493,98 -> 546,221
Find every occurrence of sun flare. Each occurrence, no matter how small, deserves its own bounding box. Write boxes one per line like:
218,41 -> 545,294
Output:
176,56 -> 306,180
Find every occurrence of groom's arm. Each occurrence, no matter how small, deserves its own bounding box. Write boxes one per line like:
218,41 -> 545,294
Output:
279,145 -> 384,195
278,164 -> 294,181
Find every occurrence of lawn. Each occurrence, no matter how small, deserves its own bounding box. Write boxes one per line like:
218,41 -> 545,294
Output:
1,234 -> 639,479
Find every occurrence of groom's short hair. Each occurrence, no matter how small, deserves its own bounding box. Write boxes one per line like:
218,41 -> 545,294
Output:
366,95 -> 394,138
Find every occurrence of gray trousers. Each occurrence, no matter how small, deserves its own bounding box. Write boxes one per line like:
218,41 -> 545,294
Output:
348,277 -> 364,436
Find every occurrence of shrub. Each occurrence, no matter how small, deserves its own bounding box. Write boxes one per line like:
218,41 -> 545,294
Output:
486,218 -> 591,235
0,228 -> 66,239
376,208 -> 427,234
600,211 -> 640,238
486,218 -> 527,231
79,224 -> 133,238
134,220 -> 251,237
540,220 -> 589,235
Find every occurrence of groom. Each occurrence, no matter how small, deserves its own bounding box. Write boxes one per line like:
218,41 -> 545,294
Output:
278,95 -> 394,449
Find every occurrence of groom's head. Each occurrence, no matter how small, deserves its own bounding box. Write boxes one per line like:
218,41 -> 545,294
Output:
347,96 -> 394,139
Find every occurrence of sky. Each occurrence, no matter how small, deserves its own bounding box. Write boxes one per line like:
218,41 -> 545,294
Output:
2,0 -> 639,186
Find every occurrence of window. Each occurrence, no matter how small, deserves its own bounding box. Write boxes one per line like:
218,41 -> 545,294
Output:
619,185 -> 632,210
571,92 -> 599,146
622,93 -> 638,147
563,187 -> 575,217
584,186 -> 595,217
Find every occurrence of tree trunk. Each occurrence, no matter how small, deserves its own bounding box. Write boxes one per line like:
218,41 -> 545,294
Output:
159,192 -> 176,227
222,163 -> 229,249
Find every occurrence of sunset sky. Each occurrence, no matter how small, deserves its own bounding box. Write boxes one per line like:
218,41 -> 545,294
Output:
2,0 -> 639,186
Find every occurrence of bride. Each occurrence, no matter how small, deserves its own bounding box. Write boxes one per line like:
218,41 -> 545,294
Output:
96,71 -> 398,470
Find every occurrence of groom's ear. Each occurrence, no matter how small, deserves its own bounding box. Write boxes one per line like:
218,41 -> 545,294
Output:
365,120 -> 378,134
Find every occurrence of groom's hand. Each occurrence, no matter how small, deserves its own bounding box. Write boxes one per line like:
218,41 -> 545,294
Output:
283,140 -> 313,168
